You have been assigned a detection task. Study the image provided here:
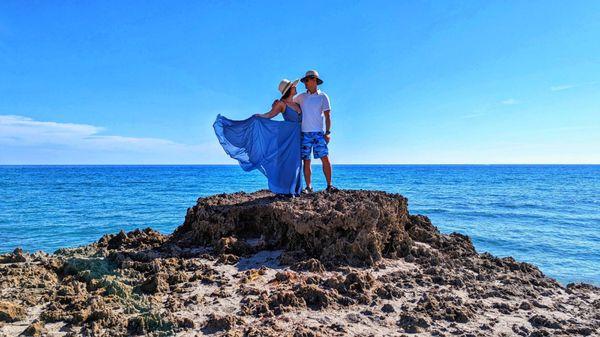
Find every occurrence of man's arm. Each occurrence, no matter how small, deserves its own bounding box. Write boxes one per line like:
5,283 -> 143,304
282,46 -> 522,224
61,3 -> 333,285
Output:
272,93 -> 302,110
323,110 -> 331,143
322,93 -> 332,143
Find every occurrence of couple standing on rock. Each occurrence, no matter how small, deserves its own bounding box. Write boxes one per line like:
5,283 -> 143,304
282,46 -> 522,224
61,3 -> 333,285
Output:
214,70 -> 336,196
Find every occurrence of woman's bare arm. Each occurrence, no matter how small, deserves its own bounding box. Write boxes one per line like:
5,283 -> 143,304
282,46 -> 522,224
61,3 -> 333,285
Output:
255,101 -> 285,119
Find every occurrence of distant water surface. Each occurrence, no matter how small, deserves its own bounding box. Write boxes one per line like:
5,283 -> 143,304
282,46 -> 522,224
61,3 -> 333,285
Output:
0,165 -> 598,285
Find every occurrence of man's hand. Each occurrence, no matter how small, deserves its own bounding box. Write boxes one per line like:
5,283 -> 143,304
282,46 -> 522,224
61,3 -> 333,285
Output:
324,134 -> 330,144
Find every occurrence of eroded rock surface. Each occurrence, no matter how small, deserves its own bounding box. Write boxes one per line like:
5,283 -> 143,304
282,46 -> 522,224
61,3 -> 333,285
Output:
0,189 -> 597,336
172,190 -> 415,266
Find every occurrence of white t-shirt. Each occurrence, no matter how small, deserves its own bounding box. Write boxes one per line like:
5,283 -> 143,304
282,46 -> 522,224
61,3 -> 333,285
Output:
294,90 -> 331,132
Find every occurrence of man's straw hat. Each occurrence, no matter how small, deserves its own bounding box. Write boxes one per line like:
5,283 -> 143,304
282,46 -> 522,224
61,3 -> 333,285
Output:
300,69 -> 323,85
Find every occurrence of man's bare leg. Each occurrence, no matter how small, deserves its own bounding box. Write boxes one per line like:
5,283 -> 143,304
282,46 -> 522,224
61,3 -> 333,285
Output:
321,156 -> 332,187
303,159 -> 312,189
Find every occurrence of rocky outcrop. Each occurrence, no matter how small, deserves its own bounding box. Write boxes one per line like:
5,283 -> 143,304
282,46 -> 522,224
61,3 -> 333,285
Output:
0,189 -> 598,336
0,248 -> 27,264
172,190 -> 416,266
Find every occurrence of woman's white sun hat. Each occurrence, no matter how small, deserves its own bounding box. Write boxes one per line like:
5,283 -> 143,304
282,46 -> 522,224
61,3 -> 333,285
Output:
278,78 -> 299,96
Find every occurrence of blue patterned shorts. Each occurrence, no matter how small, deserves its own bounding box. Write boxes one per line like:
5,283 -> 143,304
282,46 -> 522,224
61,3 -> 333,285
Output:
301,132 -> 329,160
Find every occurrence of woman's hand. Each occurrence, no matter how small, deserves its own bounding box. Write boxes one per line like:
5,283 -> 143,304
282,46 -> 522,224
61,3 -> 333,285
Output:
254,113 -> 263,118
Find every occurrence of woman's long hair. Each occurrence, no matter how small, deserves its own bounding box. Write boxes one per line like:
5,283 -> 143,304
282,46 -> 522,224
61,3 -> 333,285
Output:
281,86 -> 293,100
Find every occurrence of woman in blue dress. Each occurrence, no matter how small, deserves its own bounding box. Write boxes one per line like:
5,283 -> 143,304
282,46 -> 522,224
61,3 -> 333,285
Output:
213,79 -> 303,195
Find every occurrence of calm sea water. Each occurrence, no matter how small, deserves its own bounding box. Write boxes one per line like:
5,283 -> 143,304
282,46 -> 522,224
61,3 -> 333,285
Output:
0,165 -> 598,285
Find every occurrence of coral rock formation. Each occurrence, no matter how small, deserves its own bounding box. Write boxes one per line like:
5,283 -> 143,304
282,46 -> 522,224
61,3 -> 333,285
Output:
172,190 -> 414,266
0,189 -> 598,336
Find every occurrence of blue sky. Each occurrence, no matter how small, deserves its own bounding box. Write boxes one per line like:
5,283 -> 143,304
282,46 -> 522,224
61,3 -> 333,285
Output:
1,1 -> 599,164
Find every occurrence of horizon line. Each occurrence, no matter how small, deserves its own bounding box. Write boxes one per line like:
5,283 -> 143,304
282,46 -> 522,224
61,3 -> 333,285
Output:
1,163 -> 599,166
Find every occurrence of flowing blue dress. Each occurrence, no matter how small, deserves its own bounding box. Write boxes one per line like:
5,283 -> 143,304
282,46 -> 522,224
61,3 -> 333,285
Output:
213,105 -> 302,195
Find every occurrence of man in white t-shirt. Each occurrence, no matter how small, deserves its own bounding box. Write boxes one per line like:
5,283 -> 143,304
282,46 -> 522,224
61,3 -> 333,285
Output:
294,70 -> 336,193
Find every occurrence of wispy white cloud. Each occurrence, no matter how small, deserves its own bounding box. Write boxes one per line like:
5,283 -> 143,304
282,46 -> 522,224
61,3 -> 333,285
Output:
533,125 -> 598,133
460,113 -> 486,119
550,84 -> 575,92
0,115 -> 223,164
0,115 -> 104,146
500,98 -> 518,105
460,98 -> 519,119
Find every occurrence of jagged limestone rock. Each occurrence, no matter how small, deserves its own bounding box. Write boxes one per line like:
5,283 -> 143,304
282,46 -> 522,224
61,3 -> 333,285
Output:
172,190 -> 416,266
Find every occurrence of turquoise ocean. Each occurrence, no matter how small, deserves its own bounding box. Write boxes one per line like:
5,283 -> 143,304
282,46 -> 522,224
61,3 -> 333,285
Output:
0,165 -> 598,285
